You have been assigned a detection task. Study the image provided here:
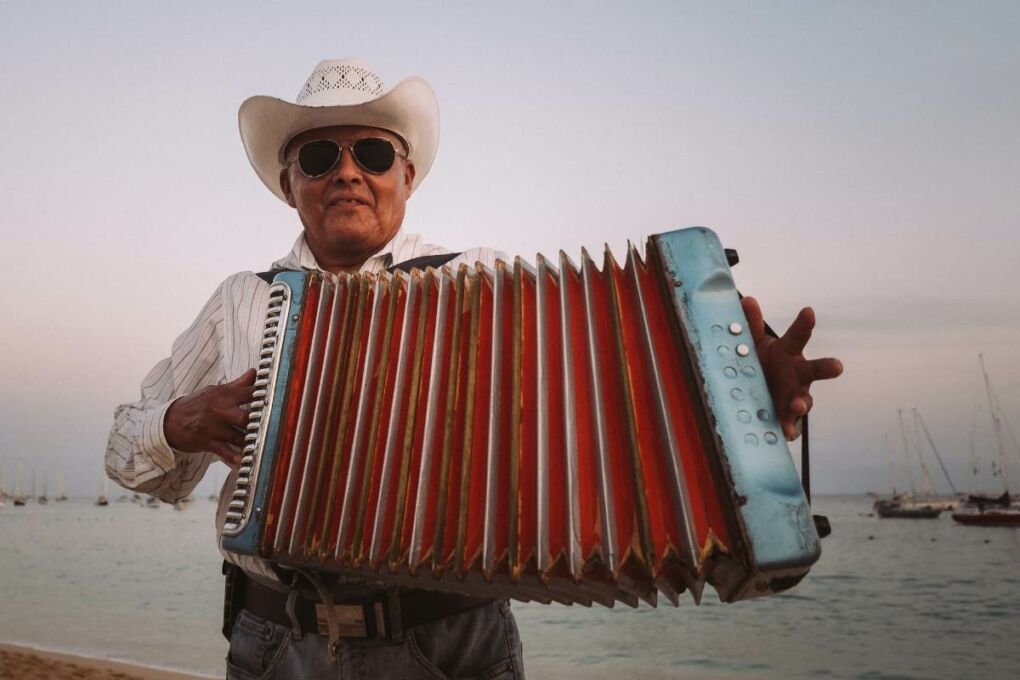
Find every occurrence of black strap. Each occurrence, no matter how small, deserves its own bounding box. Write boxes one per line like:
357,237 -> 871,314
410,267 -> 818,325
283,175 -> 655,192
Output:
256,268 -> 287,284
387,252 -> 462,273
255,252 -> 462,284
222,560 -> 245,640
731,256 -> 826,537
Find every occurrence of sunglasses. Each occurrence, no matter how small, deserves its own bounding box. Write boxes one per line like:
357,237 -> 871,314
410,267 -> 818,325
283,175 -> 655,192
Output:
290,138 -> 406,178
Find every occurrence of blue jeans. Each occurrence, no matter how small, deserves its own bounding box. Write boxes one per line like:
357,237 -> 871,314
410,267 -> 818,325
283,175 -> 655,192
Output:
226,599 -> 525,679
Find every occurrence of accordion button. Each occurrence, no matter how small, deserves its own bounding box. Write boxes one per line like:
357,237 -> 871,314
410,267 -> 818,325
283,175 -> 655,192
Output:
729,322 -> 743,335
736,343 -> 751,357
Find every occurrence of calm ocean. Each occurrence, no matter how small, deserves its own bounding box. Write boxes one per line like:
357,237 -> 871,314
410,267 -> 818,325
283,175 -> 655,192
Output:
0,495 -> 1017,679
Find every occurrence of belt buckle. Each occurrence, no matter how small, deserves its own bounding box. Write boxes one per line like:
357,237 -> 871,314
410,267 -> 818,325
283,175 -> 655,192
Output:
314,602 -> 377,638
315,590 -> 403,642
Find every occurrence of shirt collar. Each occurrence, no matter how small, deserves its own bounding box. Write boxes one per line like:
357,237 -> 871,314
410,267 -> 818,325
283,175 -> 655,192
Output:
270,229 -> 414,273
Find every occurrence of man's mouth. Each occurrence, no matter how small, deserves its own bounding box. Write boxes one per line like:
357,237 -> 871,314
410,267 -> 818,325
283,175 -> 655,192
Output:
328,197 -> 368,208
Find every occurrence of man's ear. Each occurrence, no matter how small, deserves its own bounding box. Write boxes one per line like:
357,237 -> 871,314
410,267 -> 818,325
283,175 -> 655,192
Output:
280,169 -> 297,208
403,160 -> 416,198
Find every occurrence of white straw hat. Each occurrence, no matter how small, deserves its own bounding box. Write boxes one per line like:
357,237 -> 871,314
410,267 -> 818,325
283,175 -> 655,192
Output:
239,58 -> 439,202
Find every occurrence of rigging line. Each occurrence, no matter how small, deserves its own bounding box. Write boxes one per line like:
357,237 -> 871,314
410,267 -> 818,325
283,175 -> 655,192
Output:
913,407 -> 958,495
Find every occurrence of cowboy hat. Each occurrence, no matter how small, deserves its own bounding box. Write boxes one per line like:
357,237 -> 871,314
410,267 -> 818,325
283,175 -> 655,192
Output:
239,58 -> 439,202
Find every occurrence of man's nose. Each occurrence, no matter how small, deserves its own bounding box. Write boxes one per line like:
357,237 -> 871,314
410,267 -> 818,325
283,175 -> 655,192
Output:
331,146 -> 363,183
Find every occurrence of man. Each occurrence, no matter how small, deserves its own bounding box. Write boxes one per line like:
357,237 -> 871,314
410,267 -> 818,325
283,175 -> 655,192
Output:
107,58 -> 842,679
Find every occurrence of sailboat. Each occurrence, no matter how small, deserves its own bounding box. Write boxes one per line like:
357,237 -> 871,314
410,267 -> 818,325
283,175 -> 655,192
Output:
37,473 -> 49,505
952,354 -> 1020,527
13,462 -> 27,506
873,409 -> 948,518
95,479 -> 109,506
55,471 -> 68,502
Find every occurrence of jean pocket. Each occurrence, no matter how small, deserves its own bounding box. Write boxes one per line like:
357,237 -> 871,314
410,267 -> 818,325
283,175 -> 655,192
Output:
225,610 -> 291,680
406,602 -> 522,680
407,631 -> 517,680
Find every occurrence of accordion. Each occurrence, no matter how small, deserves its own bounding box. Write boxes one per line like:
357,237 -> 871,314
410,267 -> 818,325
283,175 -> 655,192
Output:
221,227 -> 820,607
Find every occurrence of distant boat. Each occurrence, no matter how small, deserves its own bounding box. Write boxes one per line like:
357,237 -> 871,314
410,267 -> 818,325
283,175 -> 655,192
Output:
96,480 -> 109,507
873,411 -> 953,518
131,493 -> 144,506
874,497 -> 942,519
953,355 -> 1020,528
12,462 -> 27,506
951,504 -> 1020,526
55,472 -> 68,502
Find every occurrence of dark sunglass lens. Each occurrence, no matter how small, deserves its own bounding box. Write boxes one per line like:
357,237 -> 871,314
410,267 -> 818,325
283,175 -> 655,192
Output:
298,140 -> 341,177
352,138 -> 396,173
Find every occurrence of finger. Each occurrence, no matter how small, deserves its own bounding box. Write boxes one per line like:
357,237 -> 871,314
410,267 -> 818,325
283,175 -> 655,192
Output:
789,393 -> 813,417
208,441 -> 241,467
225,368 -> 258,405
799,357 -> 843,382
782,417 -> 803,441
227,368 -> 257,386
741,296 -> 766,342
780,307 -> 815,356
214,405 -> 250,430
212,422 -> 247,449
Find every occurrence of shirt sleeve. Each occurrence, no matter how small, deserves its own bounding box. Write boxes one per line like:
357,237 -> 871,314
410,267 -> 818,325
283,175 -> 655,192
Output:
105,280 -> 229,502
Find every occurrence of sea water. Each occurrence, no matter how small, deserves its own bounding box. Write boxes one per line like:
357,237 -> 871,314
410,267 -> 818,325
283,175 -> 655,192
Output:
1,496 -> 1017,679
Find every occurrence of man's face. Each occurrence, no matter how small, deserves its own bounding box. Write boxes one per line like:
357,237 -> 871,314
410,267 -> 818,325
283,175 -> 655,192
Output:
280,125 -> 415,271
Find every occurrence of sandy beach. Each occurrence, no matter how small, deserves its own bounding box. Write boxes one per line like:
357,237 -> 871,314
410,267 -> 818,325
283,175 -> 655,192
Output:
0,644 -> 207,680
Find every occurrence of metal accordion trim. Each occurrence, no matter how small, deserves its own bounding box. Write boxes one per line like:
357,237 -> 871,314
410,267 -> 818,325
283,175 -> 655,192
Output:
221,227 -> 821,607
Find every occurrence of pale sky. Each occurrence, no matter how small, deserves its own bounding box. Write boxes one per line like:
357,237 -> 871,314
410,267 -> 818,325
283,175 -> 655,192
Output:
1,1 -> 1018,497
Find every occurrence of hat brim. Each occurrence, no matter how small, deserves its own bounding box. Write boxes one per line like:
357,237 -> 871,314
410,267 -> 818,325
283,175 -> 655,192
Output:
238,76 -> 439,202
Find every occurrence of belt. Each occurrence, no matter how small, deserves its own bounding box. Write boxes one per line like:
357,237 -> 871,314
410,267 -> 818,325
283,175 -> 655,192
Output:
240,572 -> 492,641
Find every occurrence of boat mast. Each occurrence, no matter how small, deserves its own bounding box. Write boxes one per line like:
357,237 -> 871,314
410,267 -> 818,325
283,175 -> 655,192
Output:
897,409 -> 918,496
907,408 -> 936,499
979,353 -> 1009,494
913,407 -> 958,495
884,432 -> 898,497
968,426 -> 981,482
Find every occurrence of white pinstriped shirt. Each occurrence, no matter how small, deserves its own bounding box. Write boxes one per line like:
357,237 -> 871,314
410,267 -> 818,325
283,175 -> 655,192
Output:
105,230 -> 503,578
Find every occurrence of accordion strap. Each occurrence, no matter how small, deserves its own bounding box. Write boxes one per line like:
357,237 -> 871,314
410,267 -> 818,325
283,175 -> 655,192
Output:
255,252 -> 463,284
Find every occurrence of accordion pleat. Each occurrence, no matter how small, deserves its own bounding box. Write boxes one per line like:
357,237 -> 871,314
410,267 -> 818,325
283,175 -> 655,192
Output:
241,246 -> 748,607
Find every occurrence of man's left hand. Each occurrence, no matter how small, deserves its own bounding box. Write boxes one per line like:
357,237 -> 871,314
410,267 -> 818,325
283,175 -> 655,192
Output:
741,297 -> 843,440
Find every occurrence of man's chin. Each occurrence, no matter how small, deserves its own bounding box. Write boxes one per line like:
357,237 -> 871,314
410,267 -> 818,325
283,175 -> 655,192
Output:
306,226 -> 391,265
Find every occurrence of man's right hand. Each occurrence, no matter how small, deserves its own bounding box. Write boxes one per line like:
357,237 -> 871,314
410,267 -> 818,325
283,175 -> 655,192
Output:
164,368 -> 256,467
